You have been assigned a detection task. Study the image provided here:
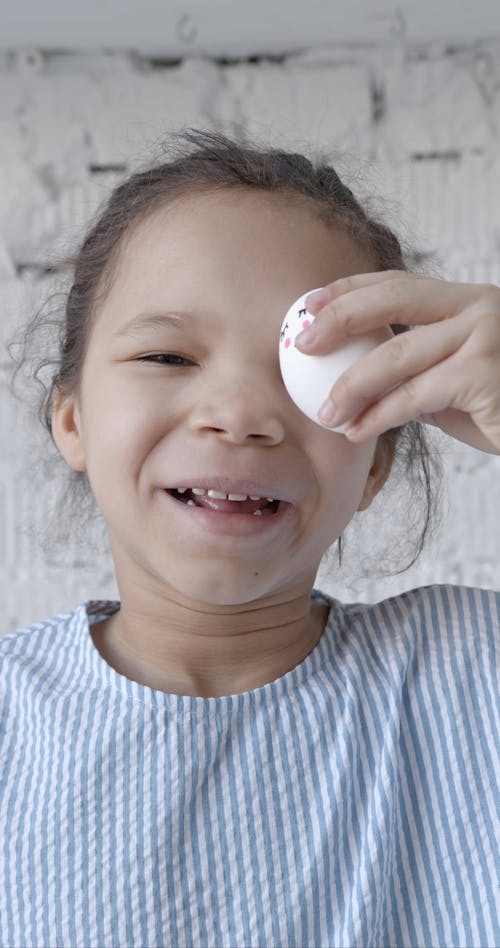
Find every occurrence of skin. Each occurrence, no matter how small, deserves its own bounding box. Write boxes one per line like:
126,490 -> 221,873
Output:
51,188 -> 395,698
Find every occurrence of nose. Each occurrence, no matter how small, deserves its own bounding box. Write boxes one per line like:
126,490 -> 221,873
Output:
189,374 -> 286,444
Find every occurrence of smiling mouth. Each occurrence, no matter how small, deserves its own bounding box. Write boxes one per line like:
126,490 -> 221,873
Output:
166,488 -> 282,516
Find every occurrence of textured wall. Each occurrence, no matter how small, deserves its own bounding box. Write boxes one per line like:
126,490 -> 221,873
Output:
2,44 -> 500,633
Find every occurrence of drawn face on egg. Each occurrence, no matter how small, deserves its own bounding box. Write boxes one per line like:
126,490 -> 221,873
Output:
279,287 -> 322,352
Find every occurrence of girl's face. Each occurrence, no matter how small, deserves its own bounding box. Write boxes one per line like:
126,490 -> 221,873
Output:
53,188 -> 393,607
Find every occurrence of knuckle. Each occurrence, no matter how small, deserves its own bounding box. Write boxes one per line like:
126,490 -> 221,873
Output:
331,275 -> 357,296
333,369 -> 354,399
386,269 -> 402,279
481,282 -> 500,302
481,308 -> 500,334
400,375 -> 421,405
471,308 -> 500,350
389,331 -> 412,366
330,301 -> 354,332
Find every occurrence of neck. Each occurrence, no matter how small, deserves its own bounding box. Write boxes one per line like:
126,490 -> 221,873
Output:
90,586 -> 330,698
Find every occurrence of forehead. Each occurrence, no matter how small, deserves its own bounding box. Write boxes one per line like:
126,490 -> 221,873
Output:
118,187 -> 372,274
94,188 -> 376,334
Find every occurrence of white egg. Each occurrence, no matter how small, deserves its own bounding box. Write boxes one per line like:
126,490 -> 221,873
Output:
279,289 -> 391,432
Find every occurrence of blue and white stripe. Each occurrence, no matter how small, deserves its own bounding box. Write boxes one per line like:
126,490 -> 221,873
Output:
0,583 -> 499,947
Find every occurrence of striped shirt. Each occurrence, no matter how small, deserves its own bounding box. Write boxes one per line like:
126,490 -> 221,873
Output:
0,583 -> 499,948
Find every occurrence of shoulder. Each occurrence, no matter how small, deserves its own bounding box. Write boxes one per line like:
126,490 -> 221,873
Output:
0,600 -> 120,707
2,600 -> 119,655
0,606 -> 82,690
0,609 -> 80,728
330,583 -> 499,742
322,584 -> 500,673
341,582 -> 499,646
380,584 -> 497,701
2,605 -> 81,653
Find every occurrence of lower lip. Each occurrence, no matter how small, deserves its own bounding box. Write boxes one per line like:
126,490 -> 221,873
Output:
162,491 -> 295,537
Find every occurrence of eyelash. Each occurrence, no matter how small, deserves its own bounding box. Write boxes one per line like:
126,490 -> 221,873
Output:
138,354 -> 193,366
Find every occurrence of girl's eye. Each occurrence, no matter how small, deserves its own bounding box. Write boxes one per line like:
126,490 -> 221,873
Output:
138,354 -> 193,366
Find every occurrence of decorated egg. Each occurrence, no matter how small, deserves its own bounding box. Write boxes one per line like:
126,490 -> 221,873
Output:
279,289 -> 391,432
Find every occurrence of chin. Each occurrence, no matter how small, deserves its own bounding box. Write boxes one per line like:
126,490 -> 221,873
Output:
165,569 -> 279,608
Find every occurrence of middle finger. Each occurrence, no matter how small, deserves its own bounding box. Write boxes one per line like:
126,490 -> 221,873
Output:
321,311 -> 471,427
303,275 -> 483,352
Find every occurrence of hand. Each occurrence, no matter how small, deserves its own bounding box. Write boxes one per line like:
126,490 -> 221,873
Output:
295,271 -> 500,455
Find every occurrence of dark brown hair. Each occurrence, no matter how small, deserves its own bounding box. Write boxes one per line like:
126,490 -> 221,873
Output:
9,127 -> 443,573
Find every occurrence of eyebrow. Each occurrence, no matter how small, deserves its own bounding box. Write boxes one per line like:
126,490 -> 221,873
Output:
113,312 -> 192,337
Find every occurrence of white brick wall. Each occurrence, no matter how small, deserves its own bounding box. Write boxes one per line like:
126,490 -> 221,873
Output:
2,44 -> 500,633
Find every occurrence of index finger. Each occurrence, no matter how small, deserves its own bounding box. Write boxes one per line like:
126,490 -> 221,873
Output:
299,271 -> 481,351
304,269 -> 407,314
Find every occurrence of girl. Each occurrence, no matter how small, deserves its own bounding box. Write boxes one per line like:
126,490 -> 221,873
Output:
1,129 -> 499,948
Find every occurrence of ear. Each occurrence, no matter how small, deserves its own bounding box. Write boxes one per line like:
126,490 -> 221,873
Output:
51,389 -> 87,472
357,436 -> 396,512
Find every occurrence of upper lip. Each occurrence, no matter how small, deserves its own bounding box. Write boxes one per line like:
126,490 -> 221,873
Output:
165,477 -> 296,503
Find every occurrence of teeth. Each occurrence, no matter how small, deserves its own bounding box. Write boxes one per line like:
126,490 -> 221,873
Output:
178,487 -> 276,502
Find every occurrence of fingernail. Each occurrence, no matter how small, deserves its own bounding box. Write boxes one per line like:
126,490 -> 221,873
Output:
305,287 -> 329,309
295,327 -> 318,348
318,400 -> 340,426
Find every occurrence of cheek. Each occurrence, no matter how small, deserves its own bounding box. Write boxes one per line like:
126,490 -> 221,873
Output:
84,382 -> 166,469
318,439 -> 376,518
